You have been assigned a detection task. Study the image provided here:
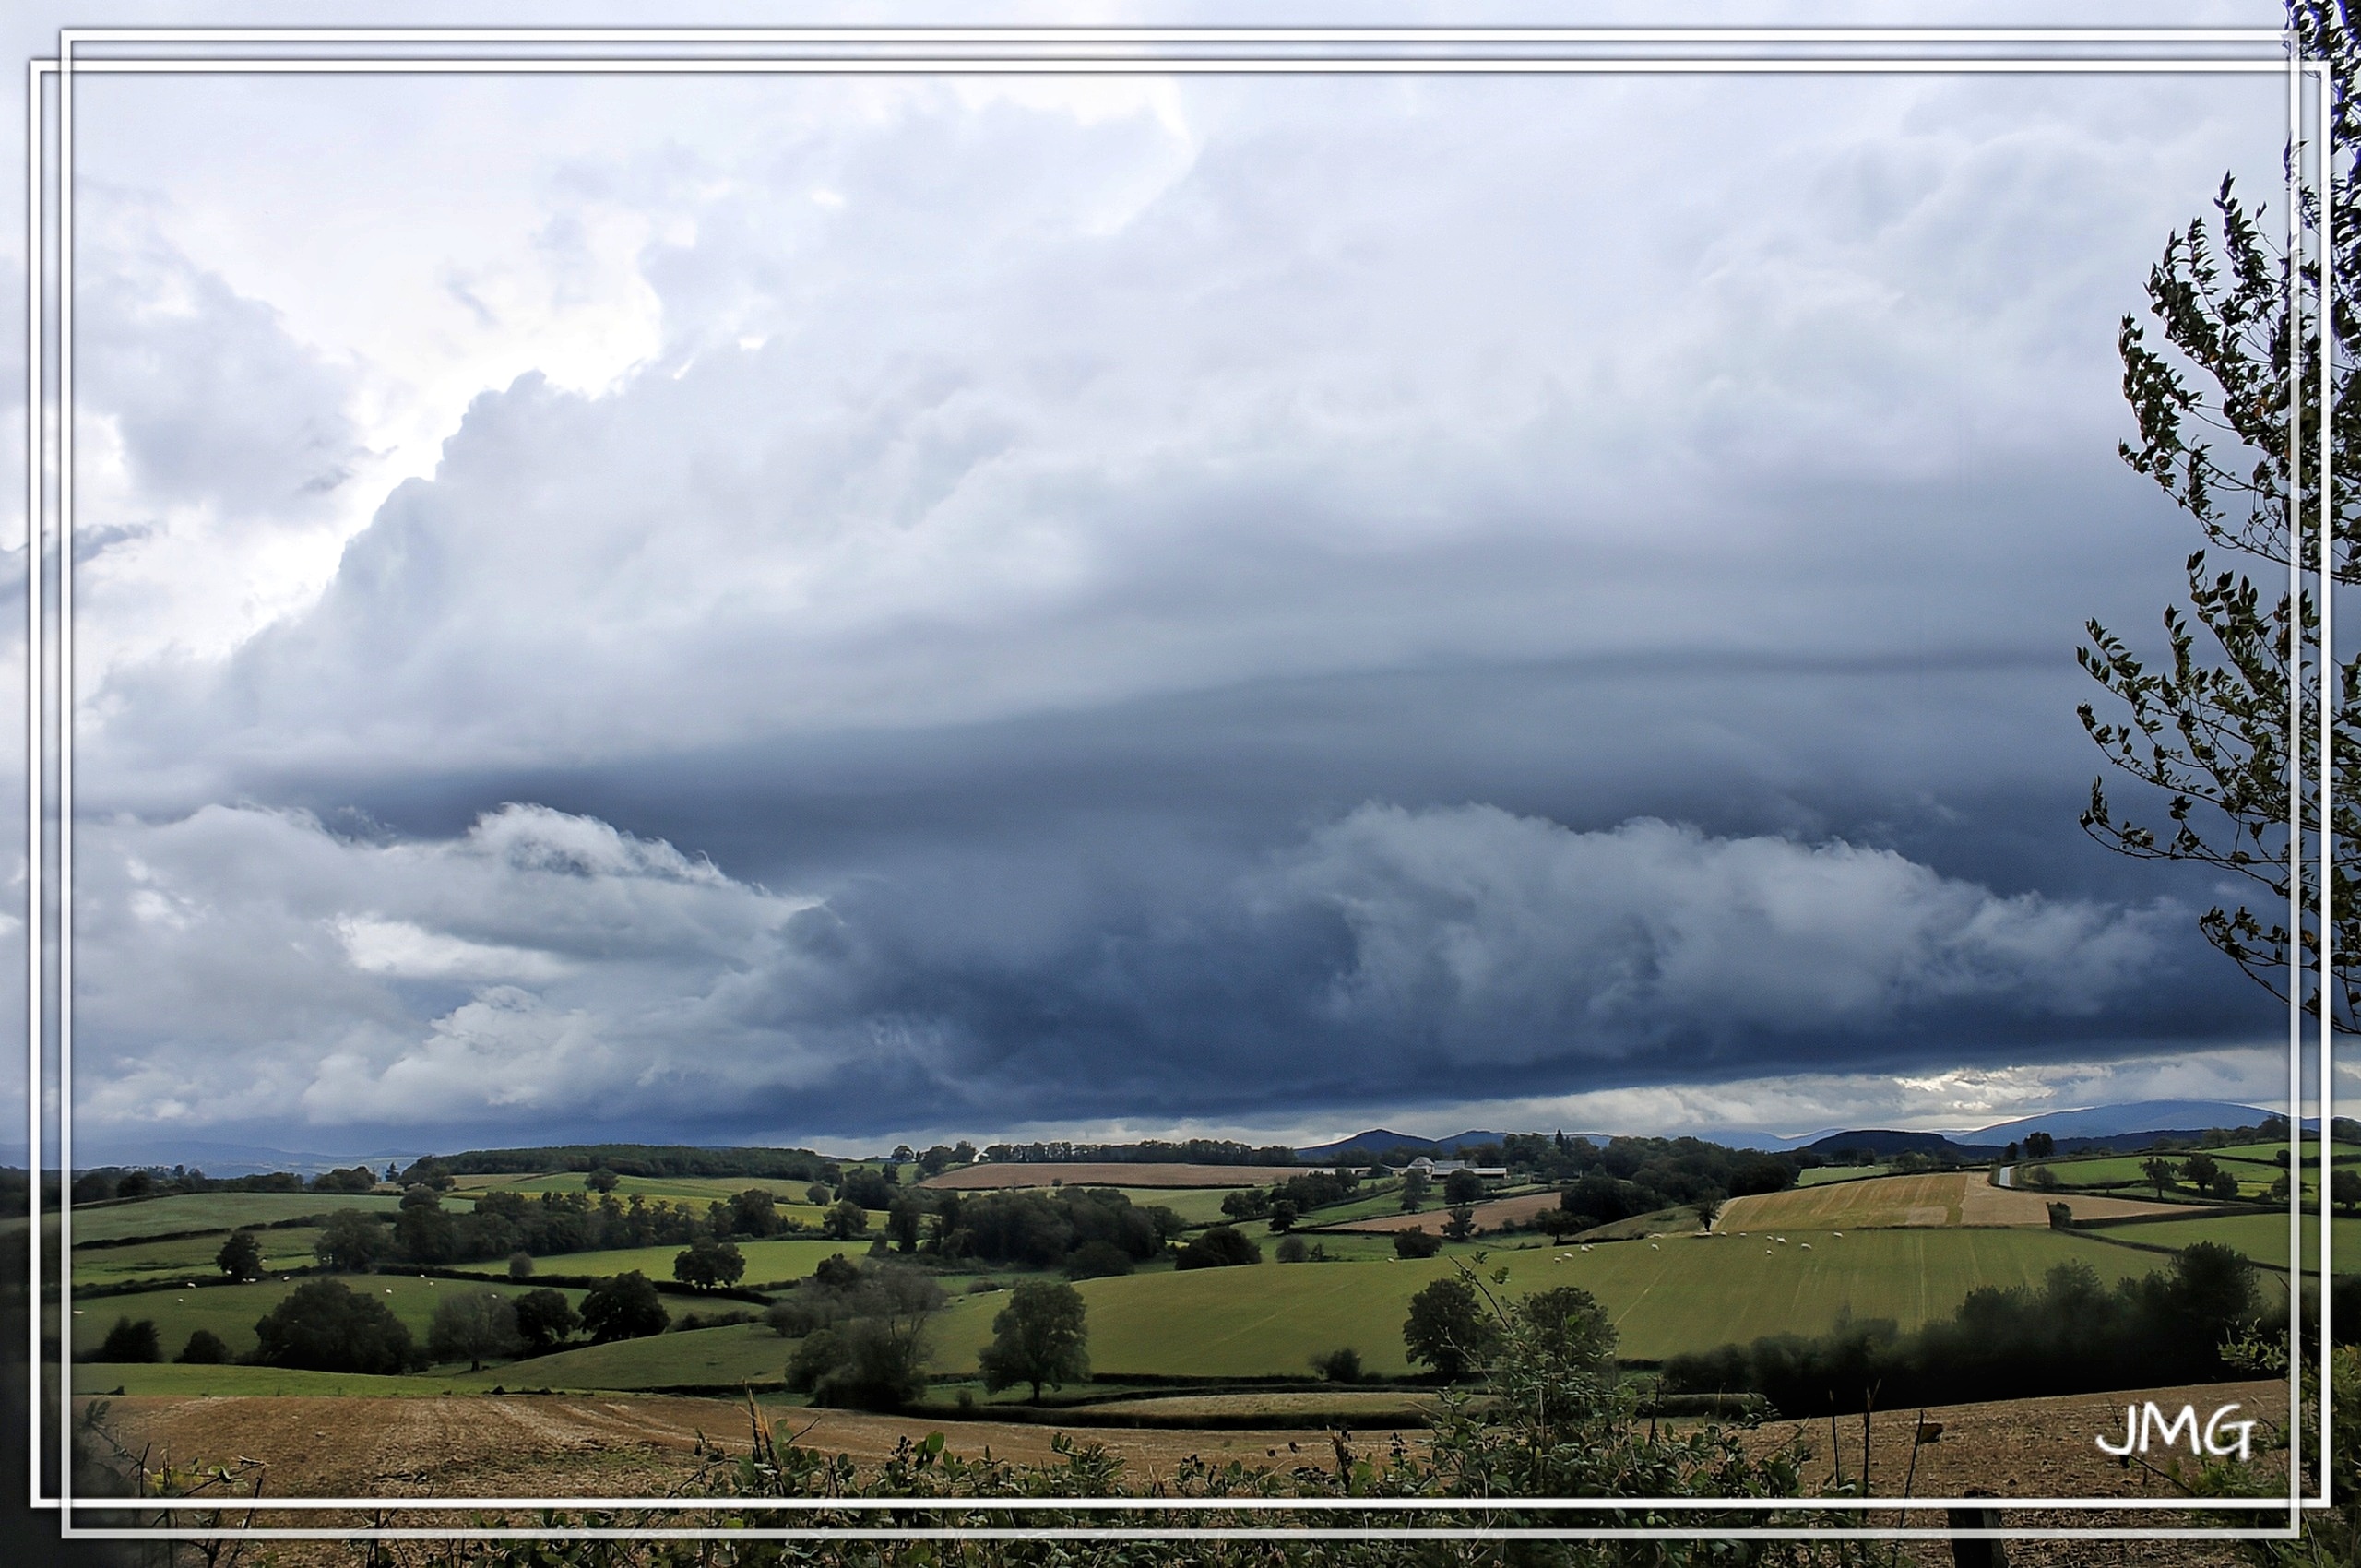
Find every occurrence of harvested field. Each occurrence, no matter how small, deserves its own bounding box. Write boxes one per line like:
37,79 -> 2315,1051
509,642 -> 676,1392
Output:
1720,1171 -> 2188,1232
73,1391 -> 1412,1503
1741,1376 -> 2285,1498
1317,1192 -> 1564,1234
919,1163 -> 1295,1190
74,1375 -> 2285,1568
1736,1375 -> 2288,1552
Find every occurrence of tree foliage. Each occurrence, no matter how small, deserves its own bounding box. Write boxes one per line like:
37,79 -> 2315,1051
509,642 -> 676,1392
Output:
96,1317 -> 160,1363
426,1289 -> 523,1371
2080,0 -> 2361,1031
213,1229 -> 263,1282
1403,1276 -> 1497,1382
783,1265 -> 944,1410
253,1280 -> 420,1374
978,1280 -> 1091,1402
512,1288 -> 581,1352
580,1271 -> 670,1343
1173,1225 -> 1262,1270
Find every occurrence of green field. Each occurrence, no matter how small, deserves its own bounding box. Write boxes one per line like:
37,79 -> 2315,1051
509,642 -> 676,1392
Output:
2206,1140 -> 2361,1164
2081,1213 -> 2361,1273
924,1228 -> 2173,1378
71,1363 -> 484,1396
67,1276 -> 589,1361
445,1321 -> 794,1392
65,1193 -> 400,1243
2032,1143 -> 2356,1198
450,1172 -> 834,1210
451,1238 -> 863,1286
73,1228 -> 326,1289
1797,1165 -> 1893,1186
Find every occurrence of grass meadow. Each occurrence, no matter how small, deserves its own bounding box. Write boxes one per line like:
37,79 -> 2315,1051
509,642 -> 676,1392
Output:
67,1276 -> 589,1362
73,1227 -> 326,1289
66,1193 -> 401,1243
448,1238 -> 868,1286
2078,1211 -> 2361,1273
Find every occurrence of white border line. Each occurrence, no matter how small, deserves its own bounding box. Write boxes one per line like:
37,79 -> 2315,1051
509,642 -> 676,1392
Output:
2314,57 -> 2337,1514
20,53 -> 40,1519
52,59 -> 2299,75
2287,36 -> 2305,1534
32,25 -> 2320,1543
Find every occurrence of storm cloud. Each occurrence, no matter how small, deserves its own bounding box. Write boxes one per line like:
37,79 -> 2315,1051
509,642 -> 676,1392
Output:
45,51 -> 2301,1150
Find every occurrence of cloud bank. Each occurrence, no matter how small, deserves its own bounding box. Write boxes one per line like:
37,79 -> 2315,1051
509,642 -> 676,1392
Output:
72,799 -> 2208,1146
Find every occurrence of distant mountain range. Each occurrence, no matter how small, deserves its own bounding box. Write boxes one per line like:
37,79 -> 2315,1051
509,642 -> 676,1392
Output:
1296,1128 -> 1517,1160
69,1138 -> 431,1177
1953,1099 -> 2277,1143
1296,1100 -> 2294,1168
58,1099 -> 2305,1179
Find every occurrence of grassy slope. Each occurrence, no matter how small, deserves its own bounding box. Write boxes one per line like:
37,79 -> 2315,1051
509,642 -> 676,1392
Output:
71,1363 -> 485,1396
69,1277 -> 589,1360
74,1228 -> 325,1289
2075,1212 -> 2361,1272
925,1229 -> 2172,1378
1797,1166 -> 1893,1186
444,1322 -> 794,1392
67,1194 -> 400,1243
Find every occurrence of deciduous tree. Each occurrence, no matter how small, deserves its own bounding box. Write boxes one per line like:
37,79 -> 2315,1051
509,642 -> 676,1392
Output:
978,1279 -> 1090,1402
581,1271 -> 670,1343
215,1229 -> 263,1281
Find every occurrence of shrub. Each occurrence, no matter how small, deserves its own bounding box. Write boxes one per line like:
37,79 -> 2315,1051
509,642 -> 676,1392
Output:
1174,1225 -> 1261,1269
765,1296 -> 828,1338
673,1309 -> 755,1332
1063,1240 -> 1133,1280
96,1317 -> 160,1363
173,1329 -> 230,1365
1393,1228 -> 1442,1260
1275,1236 -> 1309,1264
1313,1346 -> 1362,1384
507,1251 -> 536,1280
253,1280 -> 420,1374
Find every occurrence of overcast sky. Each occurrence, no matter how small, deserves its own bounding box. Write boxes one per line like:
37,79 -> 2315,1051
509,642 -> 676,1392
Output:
8,2 -> 2332,1161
